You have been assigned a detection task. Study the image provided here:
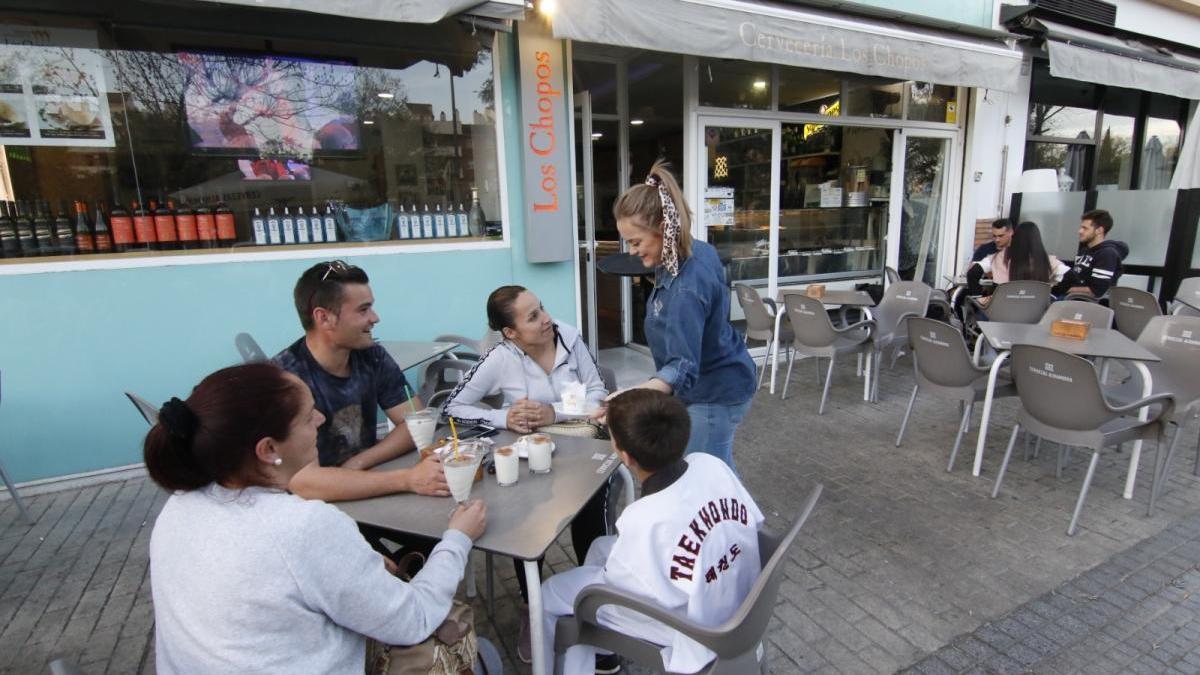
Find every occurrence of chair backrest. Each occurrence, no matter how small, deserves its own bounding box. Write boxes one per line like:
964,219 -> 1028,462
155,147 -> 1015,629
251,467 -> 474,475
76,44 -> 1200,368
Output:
1039,300 -> 1114,330
873,281 -> 932,337
1174,276 -> 1200,312
907,317 -> 981,388
1010,344 -> 1112,430
706,485 -> 822,655
597,365 -> 618,394
733,283 -> 776,340
986,281 -> 1051,324
235,332 -> 268,363
884,266 -> 900,286
1137,315 -> 1200,406
125,392 -> 159,426
420,358 -> 477,404
783,294 -> 838,347
1111,287 -> 1162,341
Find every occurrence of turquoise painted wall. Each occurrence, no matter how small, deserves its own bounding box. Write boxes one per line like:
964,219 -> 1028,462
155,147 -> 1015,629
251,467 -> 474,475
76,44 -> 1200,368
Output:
0,32 -> 577,484
844,0 -> 994,28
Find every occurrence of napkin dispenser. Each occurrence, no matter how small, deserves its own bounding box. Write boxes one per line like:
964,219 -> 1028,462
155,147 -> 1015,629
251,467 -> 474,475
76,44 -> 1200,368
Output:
805,284 -> 826,299
1050,319 -> 1090,340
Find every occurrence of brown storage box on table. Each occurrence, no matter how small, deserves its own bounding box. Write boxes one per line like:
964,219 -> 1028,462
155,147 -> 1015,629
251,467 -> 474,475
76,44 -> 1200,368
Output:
805,284 -> 826,299
1050,319 -> 1090,340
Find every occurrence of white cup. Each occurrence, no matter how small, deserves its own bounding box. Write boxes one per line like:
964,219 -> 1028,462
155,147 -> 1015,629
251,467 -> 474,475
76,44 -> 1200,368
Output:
443,452 -> 481,503
494,445 -> 519,486
407,409 -> 438,449
524,433 -> 553,474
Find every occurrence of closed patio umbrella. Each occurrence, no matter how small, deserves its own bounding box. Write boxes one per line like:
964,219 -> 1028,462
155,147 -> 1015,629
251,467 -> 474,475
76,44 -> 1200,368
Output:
1170,107 -> 1200,189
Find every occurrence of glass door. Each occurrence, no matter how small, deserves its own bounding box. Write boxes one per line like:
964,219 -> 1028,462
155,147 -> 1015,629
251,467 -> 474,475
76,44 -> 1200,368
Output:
698,117 -> 780,298
889,130 -> 954,285
574,91 -> 624,351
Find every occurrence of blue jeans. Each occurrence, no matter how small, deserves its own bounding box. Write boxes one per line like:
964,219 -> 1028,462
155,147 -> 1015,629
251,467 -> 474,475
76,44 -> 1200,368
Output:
684,400 -> 752,471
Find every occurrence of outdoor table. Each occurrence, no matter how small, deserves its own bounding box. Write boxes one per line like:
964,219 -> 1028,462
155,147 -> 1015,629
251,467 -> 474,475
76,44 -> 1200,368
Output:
769,289 -> 877,399
970,321 -> 1161,499
378,340 -> 461,371
597,251 -> 653,277
336,430 -> 635,675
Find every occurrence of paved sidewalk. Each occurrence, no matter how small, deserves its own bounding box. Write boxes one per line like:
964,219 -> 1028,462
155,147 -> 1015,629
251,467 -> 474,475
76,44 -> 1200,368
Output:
3,356 -> 1200,674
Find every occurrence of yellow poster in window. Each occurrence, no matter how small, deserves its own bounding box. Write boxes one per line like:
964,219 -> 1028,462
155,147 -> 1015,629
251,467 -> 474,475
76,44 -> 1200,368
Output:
945,101 -> 958,124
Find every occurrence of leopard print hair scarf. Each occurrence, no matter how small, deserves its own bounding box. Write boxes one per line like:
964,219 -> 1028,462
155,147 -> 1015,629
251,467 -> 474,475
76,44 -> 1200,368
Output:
645,174 -> 681,277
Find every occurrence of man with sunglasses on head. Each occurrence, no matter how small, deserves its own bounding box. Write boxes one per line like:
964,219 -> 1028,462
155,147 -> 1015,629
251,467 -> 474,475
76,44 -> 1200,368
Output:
274,260 -> 449,503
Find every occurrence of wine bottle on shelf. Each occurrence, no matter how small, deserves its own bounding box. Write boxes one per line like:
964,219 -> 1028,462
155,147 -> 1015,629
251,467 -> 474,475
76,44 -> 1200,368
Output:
173,198 -> 198,249
0,202 -> 19,258
294,207 -> 310,244
266,206 -> 282,245
308,205 -> 324,243
14,201 -> 35,257
251,207 -> 267,245
54,201 -> 76,255
33,200 -> 56,256
153,195 -> 178,250
468,188 -> 486,237
109,201 -> 135,252
132,200 -> 157,249
92,202 -> 113,252
395,204 -> 410,240
322,205 -> 337,242
194,199 -> 217,249
215,199 -> 237,246
281,207 -> 296,245
73,201 -> 95,254
456,203 -> 469,238
421,204 -> 434,239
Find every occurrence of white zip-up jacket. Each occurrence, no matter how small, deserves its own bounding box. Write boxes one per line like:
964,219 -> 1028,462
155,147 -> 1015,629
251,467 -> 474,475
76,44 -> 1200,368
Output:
442,322 -> 607,429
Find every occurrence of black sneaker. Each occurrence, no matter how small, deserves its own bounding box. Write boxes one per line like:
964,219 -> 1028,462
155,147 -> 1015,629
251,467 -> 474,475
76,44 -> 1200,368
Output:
594,653 -> 621,674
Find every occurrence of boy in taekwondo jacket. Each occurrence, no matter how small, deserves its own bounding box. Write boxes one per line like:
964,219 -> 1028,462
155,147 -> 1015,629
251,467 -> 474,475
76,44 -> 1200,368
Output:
540,389 -> 764,674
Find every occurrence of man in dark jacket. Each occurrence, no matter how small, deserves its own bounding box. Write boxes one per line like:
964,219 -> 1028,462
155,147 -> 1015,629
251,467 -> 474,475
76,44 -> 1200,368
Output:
1052,209 -> 1129,299
970,218 -> 1013,264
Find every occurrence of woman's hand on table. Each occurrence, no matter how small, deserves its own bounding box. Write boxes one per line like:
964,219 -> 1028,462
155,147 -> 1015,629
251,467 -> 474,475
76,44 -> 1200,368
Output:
506,399 -> 555,433
405,456 -> 449,497
449,499 -> 487,540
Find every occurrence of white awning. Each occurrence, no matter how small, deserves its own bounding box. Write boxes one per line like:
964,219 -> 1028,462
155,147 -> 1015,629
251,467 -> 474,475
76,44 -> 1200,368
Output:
1040,20 -> 1200,101
190,0 -> 526,24
551,0 -> 1023,92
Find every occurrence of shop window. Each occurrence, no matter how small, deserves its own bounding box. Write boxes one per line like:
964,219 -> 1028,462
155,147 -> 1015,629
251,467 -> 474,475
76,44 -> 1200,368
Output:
1140,94 -> 1186,189
906,82 -> 957,123
778,67 -> 840,115
1024,142 -> 1091,192
843,75 -> 903,119
0,10 -> 503,264
1027,61 -> 1099,139
698,58 -> 771,110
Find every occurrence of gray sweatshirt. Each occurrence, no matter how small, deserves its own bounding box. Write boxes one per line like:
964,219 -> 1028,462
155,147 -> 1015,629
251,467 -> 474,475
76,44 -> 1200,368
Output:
149,484 -> 471,674
442,322 -> 607,428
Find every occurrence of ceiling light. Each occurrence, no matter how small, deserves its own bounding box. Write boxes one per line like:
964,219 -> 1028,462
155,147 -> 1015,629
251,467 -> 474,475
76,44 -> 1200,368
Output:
752,80 -> 767,91
591,132 -> 603,139
539,0 -> 557,16
630,119 -> 644,126
363,120 -> 375,125
376,92 -> 394,99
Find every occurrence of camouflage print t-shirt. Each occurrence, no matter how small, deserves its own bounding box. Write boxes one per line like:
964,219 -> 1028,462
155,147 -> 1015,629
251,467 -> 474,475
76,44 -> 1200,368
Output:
273,338 -> 410,467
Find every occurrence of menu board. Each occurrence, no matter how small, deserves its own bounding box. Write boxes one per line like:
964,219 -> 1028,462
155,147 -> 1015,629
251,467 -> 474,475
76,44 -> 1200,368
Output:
0,30 -> 115,148
704,187 -> 735,228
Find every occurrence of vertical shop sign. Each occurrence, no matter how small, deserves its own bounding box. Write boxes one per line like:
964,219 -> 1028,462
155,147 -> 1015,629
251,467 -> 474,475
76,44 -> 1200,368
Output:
517,19 -> 572,263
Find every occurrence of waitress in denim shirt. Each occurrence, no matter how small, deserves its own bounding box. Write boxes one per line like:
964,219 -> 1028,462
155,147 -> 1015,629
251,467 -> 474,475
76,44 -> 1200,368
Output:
609,161 -> 756,469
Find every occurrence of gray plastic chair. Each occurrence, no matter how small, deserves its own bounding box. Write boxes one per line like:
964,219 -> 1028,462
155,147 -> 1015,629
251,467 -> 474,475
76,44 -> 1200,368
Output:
1102,315 -> 1200,516
1038,300 -> 1114,330
1171,277 -> 1200,317
1110,287 -> 1162,341
781,294 -> 875,414
597,365 -> 618,395
884,266 -> 900,286
235,332 -> 269,363
897,318 -> 1017,471
735,283 -> 793,389
981,280 -> 1052,324
553,485 -> 822,675
0,370 -> 33,524
991,345 -> 1173,536
125,392 -> 159,426
433,330 -> 500,361
420,358 -> 480,405
867,281 -> 931,400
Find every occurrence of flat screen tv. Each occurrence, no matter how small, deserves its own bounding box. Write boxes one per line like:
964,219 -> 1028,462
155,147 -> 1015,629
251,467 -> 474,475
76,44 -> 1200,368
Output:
179,51 -> 359,155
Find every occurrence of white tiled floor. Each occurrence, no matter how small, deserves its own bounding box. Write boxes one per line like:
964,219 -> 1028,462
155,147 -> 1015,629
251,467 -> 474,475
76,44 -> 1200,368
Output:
597,346 -> 656,389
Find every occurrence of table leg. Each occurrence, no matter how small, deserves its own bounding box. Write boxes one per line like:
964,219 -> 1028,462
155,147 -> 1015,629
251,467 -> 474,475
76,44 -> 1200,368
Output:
972,351 -> 1010,477
769,309 -> 783,395
524,559 -> 547,675
1123,361 -> 1153,500
862,349 -> 873,401
486,552 -> 495,617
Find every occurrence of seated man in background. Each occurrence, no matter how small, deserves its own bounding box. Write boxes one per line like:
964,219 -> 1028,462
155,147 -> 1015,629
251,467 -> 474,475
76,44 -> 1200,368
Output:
541,390 -> 764,675
1052,209 -> 1129,300
969,217 -> 1013,266
274,260 -> 447,502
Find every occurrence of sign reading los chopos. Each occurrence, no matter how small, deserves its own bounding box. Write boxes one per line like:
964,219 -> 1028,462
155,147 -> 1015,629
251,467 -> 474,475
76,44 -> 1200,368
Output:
517,19 -> 573,263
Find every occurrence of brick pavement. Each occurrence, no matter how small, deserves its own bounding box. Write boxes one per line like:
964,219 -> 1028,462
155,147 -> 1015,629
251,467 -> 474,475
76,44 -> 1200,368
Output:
3,356 -> 1200,674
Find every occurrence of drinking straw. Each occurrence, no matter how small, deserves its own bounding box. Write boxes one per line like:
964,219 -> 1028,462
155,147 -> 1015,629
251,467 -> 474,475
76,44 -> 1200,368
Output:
448,417 -> 460,459
404,383 -> 418,413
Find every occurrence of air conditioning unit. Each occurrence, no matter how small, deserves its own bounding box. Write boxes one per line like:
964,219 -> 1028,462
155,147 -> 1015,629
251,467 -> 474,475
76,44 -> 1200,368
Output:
1029,0 -> 1117,27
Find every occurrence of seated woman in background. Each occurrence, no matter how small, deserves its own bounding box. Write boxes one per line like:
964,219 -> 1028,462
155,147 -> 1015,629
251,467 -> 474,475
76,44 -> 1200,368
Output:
442,285 -> 612,664
968,220 -> 1069,304
146,362 -> 486,674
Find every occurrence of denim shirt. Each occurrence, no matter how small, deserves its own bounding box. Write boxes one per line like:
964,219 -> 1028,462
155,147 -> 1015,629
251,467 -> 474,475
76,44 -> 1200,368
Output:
644,240 -> 756,406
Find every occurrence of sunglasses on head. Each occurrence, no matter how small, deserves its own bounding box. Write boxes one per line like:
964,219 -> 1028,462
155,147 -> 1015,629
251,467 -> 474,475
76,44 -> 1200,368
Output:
320,260 -> 350,281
